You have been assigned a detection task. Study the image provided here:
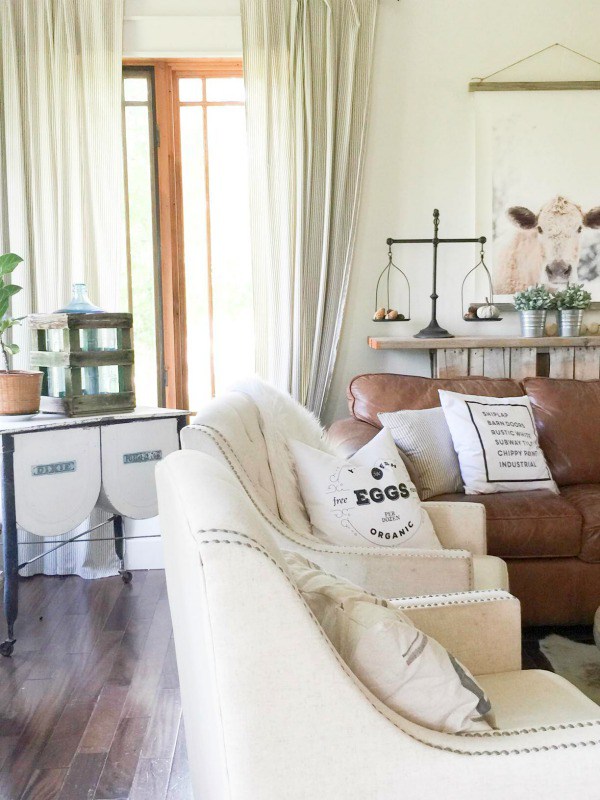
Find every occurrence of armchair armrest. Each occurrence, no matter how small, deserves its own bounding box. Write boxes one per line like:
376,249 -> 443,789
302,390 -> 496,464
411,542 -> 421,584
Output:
424,501 -> 487,555
183,422 -> 482,597
392,590 -> 521,676
297,545 -> 475,598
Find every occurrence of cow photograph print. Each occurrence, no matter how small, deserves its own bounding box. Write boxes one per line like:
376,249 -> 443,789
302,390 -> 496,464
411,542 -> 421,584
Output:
475,91 -> 600,298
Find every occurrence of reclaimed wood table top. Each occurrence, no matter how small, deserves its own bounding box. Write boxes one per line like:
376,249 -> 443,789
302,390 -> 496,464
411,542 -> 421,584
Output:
368,335 -> 600,350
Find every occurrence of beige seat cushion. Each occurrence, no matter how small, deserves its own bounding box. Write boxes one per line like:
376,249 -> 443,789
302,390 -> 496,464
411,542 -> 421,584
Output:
478,670 -> 599,730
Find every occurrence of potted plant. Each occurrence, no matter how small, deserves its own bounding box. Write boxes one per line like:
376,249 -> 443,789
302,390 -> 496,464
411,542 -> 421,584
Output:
0,253 -> 42,415
513,284 -> 555,338
554,283 -> 592,337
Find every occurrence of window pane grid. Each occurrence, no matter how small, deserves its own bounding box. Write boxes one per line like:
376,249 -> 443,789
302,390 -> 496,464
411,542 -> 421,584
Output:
176,70 -> 253,409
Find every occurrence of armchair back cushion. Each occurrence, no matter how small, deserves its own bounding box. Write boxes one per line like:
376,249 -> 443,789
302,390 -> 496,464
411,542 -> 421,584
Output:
524,377 -> 600,486
348,374 -> 524,428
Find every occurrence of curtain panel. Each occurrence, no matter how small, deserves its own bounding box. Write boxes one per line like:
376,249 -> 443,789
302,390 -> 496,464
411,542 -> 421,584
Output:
0,0 -> 125,577
241,0 -> 377,417
0,0 -> 126,321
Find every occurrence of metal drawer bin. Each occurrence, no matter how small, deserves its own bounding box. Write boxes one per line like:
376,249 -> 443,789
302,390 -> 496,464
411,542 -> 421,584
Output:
13,427 -> 101,536
98,418 -> 179,519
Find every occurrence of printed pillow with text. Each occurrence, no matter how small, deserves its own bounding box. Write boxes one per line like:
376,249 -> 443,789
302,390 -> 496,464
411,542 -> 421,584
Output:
289,428 -> 442,549
438,389 -> 558,495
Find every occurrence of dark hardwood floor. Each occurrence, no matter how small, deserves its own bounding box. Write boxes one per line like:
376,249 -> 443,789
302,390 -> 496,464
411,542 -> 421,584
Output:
0,570 -> 192,800
0,571 -> 594,800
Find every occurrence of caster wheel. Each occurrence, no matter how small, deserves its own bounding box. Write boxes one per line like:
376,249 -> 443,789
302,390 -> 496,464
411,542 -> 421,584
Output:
0,639 -> 15,657
120,570 -> 133,584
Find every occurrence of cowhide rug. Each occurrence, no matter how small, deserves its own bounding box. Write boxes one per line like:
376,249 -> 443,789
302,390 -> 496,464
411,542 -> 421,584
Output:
539,634 -> 600,705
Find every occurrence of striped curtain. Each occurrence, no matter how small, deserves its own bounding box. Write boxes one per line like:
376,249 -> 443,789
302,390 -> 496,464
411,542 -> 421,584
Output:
0,0 -> 126,325
0,0 -> 126,577
241,0 -> 377,418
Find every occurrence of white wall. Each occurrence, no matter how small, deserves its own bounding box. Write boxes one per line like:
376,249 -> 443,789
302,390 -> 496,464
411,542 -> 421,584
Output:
323,0 -> 600,424
124,0 -> 600,430
123,0 -> 242,57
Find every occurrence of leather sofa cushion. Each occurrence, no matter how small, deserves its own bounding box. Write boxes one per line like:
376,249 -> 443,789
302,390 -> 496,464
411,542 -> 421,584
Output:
560,484 -> 600,563
348,374 -> 523,428
523,377 -> 600,486
427,490 -> 582,559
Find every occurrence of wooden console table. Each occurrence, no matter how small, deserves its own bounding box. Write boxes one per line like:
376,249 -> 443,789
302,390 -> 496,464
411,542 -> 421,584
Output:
368,335 -> 600,380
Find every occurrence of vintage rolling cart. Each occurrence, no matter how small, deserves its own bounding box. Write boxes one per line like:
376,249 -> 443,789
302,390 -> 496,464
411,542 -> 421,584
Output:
0,407 -> 187,656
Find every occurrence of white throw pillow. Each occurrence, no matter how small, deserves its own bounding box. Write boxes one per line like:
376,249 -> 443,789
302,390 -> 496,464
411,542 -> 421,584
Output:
378,406 -> 463,499
285,552 -> 494,734
289,428 -> 442,549
438,390 -> 558,495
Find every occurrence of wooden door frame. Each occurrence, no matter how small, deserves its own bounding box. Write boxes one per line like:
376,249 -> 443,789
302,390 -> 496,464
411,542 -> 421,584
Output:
123,58 -> 243,411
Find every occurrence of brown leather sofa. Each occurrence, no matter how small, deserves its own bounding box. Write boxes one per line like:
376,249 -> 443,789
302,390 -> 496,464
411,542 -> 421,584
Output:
328,373 -> 600,627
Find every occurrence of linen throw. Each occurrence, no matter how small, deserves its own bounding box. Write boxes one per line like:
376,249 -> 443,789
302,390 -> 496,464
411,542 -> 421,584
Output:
240,0 -> 377,417
0,0 -> 126,578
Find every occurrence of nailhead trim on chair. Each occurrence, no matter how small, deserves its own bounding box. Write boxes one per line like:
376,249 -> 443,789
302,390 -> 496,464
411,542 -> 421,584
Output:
188,425 -> 474,587
193,526 -> 600,756
392,591 -> 512,609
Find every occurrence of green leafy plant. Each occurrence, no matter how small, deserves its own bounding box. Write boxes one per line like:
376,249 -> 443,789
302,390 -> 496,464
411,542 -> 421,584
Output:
554,283 -> 592,310
0,253 -> 24,372
513,284 -> 556,311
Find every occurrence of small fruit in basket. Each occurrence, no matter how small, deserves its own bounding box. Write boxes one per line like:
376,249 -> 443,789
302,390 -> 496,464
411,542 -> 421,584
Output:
373,307 -> 386,320
385,309 -> 399,320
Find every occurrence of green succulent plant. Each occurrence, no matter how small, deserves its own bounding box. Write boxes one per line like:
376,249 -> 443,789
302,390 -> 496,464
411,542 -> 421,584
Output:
513,284 -> 556,311
554,283 -> 592,310
0,253 -> 24,372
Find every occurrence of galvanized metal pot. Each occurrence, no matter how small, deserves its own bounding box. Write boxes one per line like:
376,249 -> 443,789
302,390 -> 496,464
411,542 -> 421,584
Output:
519,309 -> 547,338
557,309 -> 584,337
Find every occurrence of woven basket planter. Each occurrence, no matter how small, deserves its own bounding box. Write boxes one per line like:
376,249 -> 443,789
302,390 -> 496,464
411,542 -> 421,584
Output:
0,370 -> 43,415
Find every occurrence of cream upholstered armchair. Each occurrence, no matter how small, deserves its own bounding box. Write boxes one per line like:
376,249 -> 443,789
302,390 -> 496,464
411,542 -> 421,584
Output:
157,450 -> 600,800
181,385 -> 508,598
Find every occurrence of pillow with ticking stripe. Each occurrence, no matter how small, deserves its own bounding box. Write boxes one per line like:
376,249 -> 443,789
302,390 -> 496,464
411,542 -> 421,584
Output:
285,552 -> 495,734
378,407 -> 463,500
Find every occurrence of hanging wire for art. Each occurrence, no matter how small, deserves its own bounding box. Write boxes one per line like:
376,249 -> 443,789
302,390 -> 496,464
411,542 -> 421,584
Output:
373,244 -> 411,321
460,241 -> 502,322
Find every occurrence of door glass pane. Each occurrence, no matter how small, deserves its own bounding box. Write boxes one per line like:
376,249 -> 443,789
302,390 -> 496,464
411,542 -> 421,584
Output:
124,77 -> 148,102
180,106 -> 212,411
206,105 -> 254,394
124,100 -> 159,407
179,78 -> 203,102
205,77 -> 245,102
123,69 -> 163,407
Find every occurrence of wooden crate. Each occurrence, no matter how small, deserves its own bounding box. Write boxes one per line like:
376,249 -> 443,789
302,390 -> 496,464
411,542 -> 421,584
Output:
29,313 -> 135,416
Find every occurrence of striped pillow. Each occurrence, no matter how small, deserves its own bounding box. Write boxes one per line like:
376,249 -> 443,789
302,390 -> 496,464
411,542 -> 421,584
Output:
378,407 -> 463,500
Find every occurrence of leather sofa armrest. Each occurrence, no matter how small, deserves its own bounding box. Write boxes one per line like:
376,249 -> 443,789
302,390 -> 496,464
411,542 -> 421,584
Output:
424,501 -> 487,555
327,417 -> 379,457
393,590 -> 521,676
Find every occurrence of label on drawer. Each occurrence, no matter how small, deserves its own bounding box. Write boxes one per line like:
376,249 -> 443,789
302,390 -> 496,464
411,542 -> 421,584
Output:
31,460 -> 77,477
123,449 -> 163,465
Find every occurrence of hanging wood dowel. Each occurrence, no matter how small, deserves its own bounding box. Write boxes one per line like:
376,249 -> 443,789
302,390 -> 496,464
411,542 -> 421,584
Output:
469,43 -> 600,92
